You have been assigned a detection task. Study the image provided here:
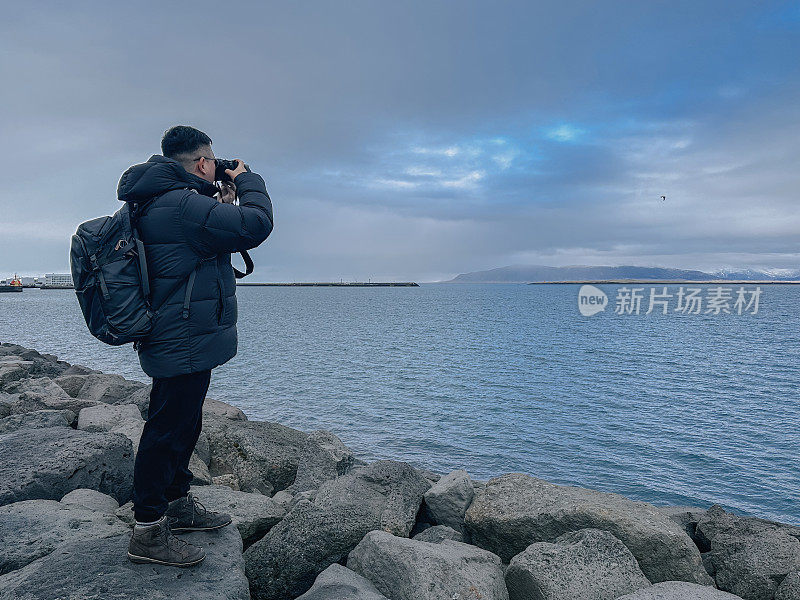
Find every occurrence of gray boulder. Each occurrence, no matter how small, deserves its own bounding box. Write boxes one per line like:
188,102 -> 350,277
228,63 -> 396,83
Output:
296,563 -> 390,600
0,523 -> 248,600
189,484 -> 285,548
60,488 -> 119,513
0,499 -> 128,575
271,489 -> 293,506
0,344 -> 69,372
0,409 -> 74,434
347,529 -> 509,600
115,501 -> 135,527
314,460 -> 431,537
776,571 -> 800,600
51,373 -> 88,397
78,403 -> 144,451
124,385 -> 152,419
195,430 -> 210,464
464,473 -> 712,585
288,430 -> 357,493
71,372 -> 146,404
504,528 -> 651,600
212,473 -> 241,490
423,468 -> 474,534
204,416 -> 308,494
60,363 -> 96,376
418,468 -> 443,483
0,392 -> 12,418
77,402 -> 142,432
0,427 -> 134,507
204,397 -> 248,420
616,581 -> 746,599
0,362 -> 30,391
76,403 -> 210,484
696,505 -> 800,600
245,499 -> 384,600
0,347 -> 67,382
413,524 -> 465,543
5,377 -> 101,416
189,452 -> 213,485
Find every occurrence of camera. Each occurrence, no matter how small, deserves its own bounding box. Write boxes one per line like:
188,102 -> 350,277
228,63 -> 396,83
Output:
214,158 -> 250,182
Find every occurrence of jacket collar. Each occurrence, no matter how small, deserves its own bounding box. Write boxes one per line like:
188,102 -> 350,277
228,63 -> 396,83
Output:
118,154 -> 219,205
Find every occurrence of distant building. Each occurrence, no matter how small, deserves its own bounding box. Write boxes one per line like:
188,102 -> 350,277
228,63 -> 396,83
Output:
42,273 -> 74,288
20,277 -> 39,287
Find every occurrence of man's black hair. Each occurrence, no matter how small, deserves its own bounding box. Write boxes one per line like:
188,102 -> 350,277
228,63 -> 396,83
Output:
161,125 -> 213,160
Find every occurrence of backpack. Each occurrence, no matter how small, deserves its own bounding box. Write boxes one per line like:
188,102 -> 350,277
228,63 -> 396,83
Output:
70,199 -> 254,346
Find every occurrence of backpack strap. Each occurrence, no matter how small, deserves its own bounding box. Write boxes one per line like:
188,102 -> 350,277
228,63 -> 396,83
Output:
125,202 -> 152,302
182,269 -> 197,319
151,260 -> 203,316
233,250 -> 254,279
134,237 -> 151,301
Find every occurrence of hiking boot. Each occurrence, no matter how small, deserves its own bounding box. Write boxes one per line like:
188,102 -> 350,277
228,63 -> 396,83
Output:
127,515 -> 205,567
165,492 -> 232,532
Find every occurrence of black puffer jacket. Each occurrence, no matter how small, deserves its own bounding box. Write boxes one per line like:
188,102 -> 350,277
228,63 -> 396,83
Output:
117,155 -> 273,378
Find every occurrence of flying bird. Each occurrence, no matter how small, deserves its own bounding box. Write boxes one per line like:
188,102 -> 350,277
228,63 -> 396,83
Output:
660,195 -> 666,202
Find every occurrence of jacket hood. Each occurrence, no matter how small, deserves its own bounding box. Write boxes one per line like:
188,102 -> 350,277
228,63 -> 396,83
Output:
117,154 -> 219,204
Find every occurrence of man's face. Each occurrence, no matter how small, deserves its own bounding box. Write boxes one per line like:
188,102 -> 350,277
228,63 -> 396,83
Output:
192,145 -> 217,183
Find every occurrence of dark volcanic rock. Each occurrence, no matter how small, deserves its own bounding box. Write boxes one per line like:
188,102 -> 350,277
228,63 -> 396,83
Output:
346,529 -> 509,600
0,409 -> 74,434
313,460 -> 431,537
189,484 -> 285,548
422,468 -> 474,535
60,488 -> 120,513
776,571 -> 800,600
0,344 -> 69,380
412,524 -> 465,543
245,499 -> 383,600
0,427 -> 134,507
0,499 -> 128,575
616,581 -> 745,599
696,505 -> 800,600
0,524 -> 248,600
245,460 -> 432,600
203,397 -> 248,420
464,473 -> 712,585
73,373 -> 146,404
5,377 -> 101,416
204,416 -> 308,494
504,528 -> 651,600
295,563 -> 390,600
287,430 -> 357,494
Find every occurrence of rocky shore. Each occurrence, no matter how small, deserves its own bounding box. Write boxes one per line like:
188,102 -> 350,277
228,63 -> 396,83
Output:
0,341 -> 798,600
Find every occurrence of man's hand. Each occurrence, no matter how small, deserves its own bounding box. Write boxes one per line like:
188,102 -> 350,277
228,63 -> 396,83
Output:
218,181 -> 237,204
225,159 -> 248,180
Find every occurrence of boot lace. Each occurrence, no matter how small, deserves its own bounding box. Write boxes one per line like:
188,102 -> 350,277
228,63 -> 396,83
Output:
186,492 -> 209,523
161,521 -> 195,554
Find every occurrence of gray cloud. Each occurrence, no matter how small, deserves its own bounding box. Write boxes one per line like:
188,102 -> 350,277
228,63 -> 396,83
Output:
1,1 -> 798,281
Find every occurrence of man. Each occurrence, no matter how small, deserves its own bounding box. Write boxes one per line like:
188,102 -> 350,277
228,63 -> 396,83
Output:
116,125 -> 274,566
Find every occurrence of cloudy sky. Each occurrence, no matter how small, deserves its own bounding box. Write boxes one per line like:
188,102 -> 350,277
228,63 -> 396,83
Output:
1,1 -> 798,282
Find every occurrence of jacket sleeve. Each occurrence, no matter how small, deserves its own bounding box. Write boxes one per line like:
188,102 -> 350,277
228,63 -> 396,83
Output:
180,171 -> 274,256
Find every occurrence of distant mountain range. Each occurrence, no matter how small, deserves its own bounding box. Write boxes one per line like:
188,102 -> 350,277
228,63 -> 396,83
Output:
440,265 -> 800,283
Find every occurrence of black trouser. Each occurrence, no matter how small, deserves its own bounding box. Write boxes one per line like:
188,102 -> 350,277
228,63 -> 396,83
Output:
132,369 -> 211,522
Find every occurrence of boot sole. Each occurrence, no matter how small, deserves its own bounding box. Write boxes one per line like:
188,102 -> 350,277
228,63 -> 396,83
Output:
127,552 -> 205,567
169,518 -> 233,533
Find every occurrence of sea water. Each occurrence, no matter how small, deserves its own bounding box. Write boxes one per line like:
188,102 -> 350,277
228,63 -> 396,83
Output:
1,283 -> 798,524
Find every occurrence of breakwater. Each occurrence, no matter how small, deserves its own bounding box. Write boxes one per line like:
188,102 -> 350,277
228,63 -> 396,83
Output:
236,282 -> 419,287
0,342 -> 798,600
